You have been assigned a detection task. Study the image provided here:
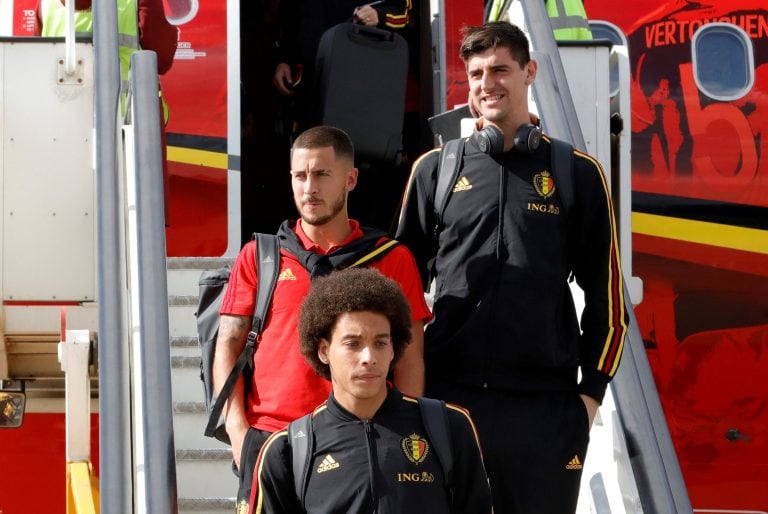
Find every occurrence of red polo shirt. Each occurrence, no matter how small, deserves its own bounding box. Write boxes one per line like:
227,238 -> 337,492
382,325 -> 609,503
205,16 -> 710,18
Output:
220,219 -> 431,432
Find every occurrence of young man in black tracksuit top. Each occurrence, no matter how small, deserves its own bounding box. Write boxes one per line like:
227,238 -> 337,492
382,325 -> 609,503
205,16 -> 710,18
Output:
249,268 -> 492,514
396,22 -> 629,514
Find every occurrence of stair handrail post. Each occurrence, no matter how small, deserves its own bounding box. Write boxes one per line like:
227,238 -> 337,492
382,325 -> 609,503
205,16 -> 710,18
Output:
518,1 -> 693,512
129,49 -> 178,514
94,0 -> 133,510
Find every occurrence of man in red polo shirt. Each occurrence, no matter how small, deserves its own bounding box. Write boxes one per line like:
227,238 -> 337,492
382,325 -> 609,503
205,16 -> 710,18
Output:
213,125 -> 431,513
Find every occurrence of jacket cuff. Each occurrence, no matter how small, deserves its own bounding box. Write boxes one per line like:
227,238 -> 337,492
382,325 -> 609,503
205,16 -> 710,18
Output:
578,370 -> 610,404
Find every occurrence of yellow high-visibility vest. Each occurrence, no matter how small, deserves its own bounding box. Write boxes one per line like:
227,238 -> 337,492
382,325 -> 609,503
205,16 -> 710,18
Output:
546,0 -> 592,40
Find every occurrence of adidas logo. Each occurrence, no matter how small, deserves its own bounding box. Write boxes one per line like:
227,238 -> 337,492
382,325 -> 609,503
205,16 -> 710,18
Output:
278,268 -> 297,281
565,455 -> 583,470
452,176 -> 473,193
317,454 -> 340,473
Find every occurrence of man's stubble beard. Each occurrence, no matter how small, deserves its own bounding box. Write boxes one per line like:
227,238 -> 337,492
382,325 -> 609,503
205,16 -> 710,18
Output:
298,193 -> 346,227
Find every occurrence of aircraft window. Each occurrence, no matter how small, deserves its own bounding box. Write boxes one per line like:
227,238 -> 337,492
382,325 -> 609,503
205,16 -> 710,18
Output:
163,0 -> 198,25
589,20 -> 628,98
589,21 -> 627,47
692,23 -> 754,101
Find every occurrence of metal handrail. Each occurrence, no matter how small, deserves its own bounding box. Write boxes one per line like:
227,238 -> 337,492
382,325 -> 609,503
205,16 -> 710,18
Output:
128,49 -> 178,513
64,0 -> 76,74
519,1 -> 692,512
93,0 -> 132,511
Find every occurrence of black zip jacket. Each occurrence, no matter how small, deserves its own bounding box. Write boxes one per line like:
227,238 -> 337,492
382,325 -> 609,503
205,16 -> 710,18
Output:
250,388 -> 492,514
396,136 -> 628,402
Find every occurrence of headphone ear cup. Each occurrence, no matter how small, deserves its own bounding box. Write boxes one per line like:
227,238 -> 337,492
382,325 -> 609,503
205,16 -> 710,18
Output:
474,124 -> 504,155
514,124 -> 542,154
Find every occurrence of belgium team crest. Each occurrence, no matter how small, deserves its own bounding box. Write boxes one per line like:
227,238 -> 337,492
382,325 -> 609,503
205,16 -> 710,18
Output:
401,433 -> 429,465
534,170 -> 556,198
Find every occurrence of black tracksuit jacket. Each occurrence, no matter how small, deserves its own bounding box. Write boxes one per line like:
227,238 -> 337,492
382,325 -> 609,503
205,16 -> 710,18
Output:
396,136 -> 629,403
250,388 -> 492,514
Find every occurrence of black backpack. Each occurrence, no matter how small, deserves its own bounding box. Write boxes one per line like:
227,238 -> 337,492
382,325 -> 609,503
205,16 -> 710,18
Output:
288,397 -> 455,509
197,233 -> 281,443
196,228 -> 402,443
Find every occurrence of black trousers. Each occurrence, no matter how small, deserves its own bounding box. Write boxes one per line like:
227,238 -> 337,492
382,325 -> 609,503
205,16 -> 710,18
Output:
426,381 -> 590,514
234,427 -> 272,513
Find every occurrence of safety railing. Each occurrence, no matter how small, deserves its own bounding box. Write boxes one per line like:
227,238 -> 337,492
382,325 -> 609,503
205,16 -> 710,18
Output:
518,1 -> 692,512
94,0 -> 178,509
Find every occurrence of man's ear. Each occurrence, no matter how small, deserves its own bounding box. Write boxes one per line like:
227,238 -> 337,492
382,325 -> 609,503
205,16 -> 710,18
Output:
525,59 -> 538,85
318,339 -> 330,364
347,168 -> 359,191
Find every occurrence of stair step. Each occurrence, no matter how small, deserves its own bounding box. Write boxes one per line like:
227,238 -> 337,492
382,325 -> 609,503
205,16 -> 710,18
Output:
171,336 -> 200,359
166,258 -> 239,509
176,450 -> 237,499
169,295 -> 199,307
178,497 -> 236,514
171,362 -> 204,403
172,401 -> 230,449
169,303 -> 197,338
172,336 -> 198,348
167,257 -> 235,270
177,448 -> 232,461
166,258 -> 232,299
172,355 -> 201,368
175,401 -> 207,414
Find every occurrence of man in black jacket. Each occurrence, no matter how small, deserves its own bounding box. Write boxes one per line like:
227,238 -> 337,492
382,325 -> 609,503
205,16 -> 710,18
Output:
396,21 -> 629,514
249,268 -> 492,514
273,0 -> 410,127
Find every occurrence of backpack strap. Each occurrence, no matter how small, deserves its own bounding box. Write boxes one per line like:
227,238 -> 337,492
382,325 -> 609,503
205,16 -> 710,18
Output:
277,220 -> 401,278
204,234 -> 281,439
433,138 -> 465,236
252,233 -> 281,334
417,397 -> 455,502
343,238 -> 400,269
549,137 -> 575,216
289,413 -> 314,509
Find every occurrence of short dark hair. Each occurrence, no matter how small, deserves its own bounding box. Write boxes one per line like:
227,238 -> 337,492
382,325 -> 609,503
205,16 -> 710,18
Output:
460,21 -> 531,66
291,125 -> 355,163
299,268 -> 412,380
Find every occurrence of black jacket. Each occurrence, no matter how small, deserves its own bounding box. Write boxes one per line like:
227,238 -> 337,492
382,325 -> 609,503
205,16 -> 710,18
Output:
250,388 -> 492,514
396,136 -> 628,402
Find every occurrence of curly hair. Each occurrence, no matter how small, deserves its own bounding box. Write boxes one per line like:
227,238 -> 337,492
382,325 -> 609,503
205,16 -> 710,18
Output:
460,21 -> 531,67
299,268 -> 412,380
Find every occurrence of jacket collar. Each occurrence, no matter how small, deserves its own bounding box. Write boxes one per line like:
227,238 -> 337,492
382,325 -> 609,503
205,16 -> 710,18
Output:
325,384 -> 401,422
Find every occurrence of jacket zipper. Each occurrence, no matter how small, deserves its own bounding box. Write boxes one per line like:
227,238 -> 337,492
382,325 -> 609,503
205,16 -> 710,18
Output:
482,161 -> 506,387
363,420 -> 377,513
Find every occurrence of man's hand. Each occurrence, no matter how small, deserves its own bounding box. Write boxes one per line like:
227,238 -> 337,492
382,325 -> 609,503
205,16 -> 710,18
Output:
580,394 -> 600,428
353,4 -> 379,26
228,420 -> 251,471
273,62 -> 294,95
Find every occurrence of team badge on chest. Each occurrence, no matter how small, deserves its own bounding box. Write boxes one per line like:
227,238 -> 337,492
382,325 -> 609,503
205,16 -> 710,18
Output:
533,170 -> 556,198
401,433 -> 430,465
